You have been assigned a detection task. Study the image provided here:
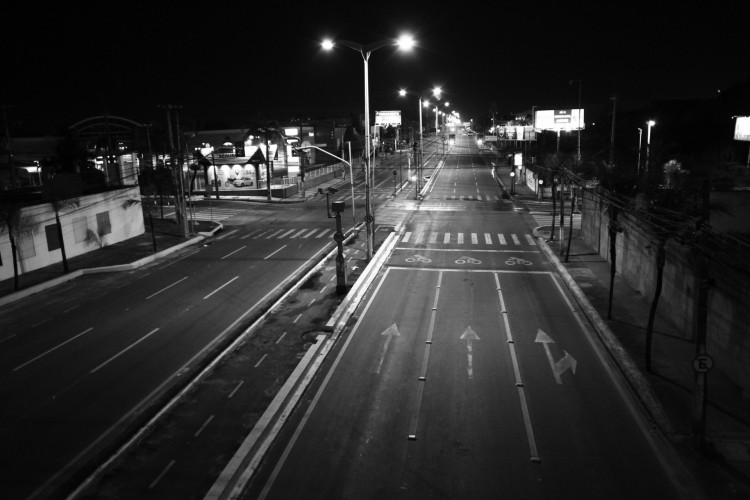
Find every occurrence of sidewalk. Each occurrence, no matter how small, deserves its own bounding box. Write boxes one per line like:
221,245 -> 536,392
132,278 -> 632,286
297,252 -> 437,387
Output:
500,165 -> 750,499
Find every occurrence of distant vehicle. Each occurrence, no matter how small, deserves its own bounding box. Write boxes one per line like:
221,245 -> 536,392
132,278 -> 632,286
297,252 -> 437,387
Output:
448,133 -> 456,146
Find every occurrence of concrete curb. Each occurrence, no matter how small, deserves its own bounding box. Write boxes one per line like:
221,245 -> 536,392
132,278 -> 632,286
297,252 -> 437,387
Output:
536,231 -> 675,436
325,230 -> 399,338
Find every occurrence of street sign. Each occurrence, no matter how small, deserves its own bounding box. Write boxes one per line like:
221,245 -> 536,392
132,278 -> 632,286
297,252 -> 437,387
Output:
375,110 -> 401,126
692,354 -> 714,373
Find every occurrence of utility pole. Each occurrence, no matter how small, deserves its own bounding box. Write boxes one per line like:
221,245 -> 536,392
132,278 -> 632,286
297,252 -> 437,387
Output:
159,104 -> 187,237
609,95 -> 617,168
2,105 -> 16,188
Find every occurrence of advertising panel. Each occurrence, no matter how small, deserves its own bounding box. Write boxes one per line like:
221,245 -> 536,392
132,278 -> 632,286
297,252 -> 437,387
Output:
734,116 -> 750,141
535,109 -> 585,131
375,110 -> 401,126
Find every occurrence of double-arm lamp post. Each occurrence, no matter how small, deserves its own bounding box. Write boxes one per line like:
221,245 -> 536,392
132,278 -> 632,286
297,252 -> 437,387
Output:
322,35 -> 415,260
398,86 -> 441,199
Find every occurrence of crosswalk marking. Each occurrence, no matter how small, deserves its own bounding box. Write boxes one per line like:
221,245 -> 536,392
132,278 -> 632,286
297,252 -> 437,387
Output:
394,232 -> 536,247
265,229 -> 285,239
278,229 -> 297,238
316,229 -> 333,238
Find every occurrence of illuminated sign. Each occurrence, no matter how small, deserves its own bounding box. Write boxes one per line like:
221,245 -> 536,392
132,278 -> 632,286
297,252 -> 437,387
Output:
535,109 -> 585,131
375,110 -> 401,126
734,116 -> 750,141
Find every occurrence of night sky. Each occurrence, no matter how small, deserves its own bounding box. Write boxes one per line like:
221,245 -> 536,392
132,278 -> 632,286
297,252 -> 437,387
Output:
4,0 -> 749,135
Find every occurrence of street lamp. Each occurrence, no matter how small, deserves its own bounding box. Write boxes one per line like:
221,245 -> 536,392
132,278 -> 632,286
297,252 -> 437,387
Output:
645,120 -> 656,177
322,34 -> 415,260
399,86 -> 440,199
570,79 -> 583,165
637,127 -> 643,174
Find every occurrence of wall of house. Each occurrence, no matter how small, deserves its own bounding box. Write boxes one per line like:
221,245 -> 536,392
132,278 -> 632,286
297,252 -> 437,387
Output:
0,187 -> 145,281
581,191 -> 750,394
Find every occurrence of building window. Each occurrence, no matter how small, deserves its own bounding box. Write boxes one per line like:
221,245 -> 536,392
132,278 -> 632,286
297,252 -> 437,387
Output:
19,234 -> 36,259
45,224 -> 60,251
73,217 -> 88,243
96,211 -> 112,236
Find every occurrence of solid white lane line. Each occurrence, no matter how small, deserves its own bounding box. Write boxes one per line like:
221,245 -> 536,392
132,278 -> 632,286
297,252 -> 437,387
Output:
220,246 -> 247,260
494,273 -> 540,462
14,327 -> 94,371
91,328 -> 160,373
408,270 -> 442,440
204,277 -> 239,300
264,245 -> 287,260
146,277 -> 189,300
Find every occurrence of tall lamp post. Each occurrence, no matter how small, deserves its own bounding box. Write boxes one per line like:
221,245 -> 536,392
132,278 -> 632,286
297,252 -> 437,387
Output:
637,127 -> 643,175
645,120 -> 656,181
399,86 -> 441,200
570,79 -> 583,165
322,35 -> 415,260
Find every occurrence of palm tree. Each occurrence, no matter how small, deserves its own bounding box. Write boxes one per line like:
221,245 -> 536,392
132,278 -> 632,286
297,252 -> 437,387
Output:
0,197 -> 37,290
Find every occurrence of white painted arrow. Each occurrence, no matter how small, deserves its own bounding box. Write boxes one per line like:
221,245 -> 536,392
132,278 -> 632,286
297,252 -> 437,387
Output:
535,329 -> 577,384
375,323 -> 400,374
460,327 -> 481,379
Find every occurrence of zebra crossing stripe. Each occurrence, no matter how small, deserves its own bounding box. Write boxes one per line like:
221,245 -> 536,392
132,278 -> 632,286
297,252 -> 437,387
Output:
429,233 -> 438,244
289,229 -> 308,238
484,233 -> 492,244
471,233 -> 478,244
302,228 -> 319,238
443,233 -> 451,244
316,229 -> 333,238
278,229 -> 297,238
512,234 -> 521,245
525,234 -> 537,245
265,229 -> 285,239
458,233 -> 464,244
403,232 -> 412,243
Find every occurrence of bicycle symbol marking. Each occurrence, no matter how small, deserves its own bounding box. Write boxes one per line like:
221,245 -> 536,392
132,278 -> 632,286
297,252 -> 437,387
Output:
455,256 -> 482,265
505,256 -> 532,266
405,255 -> 432,263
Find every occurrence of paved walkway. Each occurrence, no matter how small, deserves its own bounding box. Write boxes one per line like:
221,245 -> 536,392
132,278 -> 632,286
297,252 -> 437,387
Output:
3,165 -> 750,498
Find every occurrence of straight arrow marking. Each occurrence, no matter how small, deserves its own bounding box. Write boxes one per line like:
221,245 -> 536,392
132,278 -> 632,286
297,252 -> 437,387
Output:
376,323 -> 400,374
460,327 -> 480,379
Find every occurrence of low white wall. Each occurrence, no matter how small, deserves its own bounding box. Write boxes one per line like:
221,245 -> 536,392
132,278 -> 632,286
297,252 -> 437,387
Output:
0,187 -> 145,280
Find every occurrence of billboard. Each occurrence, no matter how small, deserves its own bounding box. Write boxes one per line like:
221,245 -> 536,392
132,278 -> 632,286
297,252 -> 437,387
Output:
535,109 -> 585,131
375,110 -> 401,126
734,116 -> 750,141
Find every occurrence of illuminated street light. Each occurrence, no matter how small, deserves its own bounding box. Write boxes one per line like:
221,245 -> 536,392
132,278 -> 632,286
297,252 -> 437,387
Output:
322,34 -> 415,260
645,120 -> 656,176
399,86 -> 441,199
